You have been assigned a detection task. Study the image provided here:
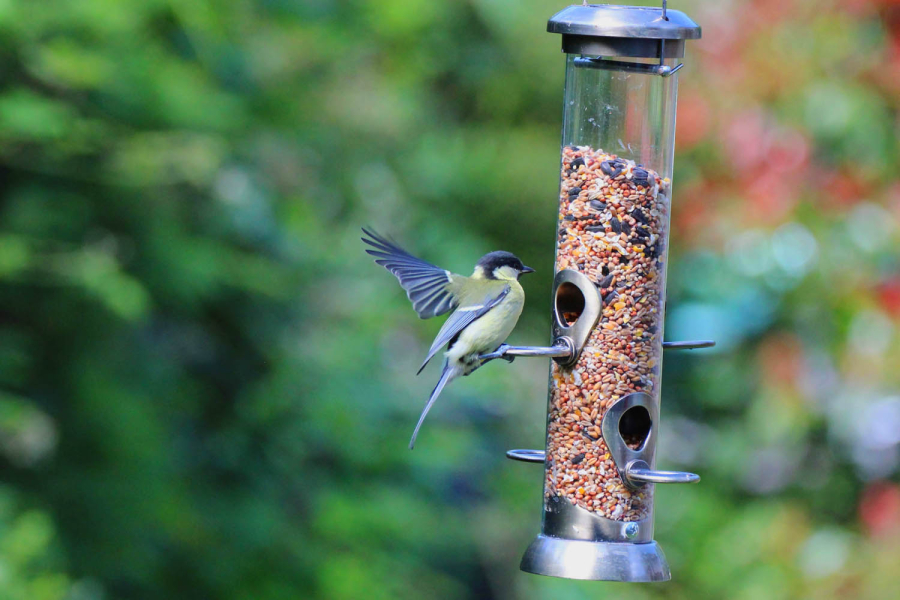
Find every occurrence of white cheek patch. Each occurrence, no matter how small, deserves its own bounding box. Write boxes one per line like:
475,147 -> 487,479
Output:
494,266 -> 519,280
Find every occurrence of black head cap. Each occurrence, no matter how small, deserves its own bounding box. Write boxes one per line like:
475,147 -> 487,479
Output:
476,251 -> 534,279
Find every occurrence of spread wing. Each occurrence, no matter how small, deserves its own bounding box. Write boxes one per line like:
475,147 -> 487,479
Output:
362,228 -> 462,319
417,284 -> 510,374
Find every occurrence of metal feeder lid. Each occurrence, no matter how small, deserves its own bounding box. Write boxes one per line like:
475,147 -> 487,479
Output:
548,4 -> 701,59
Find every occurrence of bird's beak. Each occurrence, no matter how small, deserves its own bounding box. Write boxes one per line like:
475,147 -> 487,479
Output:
521,266 -> 535,274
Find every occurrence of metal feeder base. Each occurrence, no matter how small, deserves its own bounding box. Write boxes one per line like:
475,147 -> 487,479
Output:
520,535 -> 671,582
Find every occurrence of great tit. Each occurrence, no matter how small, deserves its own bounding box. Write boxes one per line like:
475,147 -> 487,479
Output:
362,228 -> 534,448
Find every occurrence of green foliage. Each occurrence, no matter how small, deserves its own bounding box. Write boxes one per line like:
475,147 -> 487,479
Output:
0,0 -> 899,599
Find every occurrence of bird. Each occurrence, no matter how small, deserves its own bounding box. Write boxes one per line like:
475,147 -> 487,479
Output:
362,228 -> 534,448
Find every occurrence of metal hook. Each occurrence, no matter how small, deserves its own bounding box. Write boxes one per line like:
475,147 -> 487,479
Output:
479,337 -> 574,364
662,339 -> 715,350
625,460 -> 700,485
573,57 -> 683,78
506,449 -> 546,463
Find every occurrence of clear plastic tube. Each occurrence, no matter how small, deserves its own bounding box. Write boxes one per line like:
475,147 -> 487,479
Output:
543,56 -> 680,521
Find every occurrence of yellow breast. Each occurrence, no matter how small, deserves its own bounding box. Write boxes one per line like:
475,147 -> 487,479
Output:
448,280 -> 524,362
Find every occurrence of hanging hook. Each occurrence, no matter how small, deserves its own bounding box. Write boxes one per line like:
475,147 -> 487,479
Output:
657,1 -> 676,74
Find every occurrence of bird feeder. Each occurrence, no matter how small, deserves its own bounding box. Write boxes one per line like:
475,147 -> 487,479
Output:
482,3 -> 706,582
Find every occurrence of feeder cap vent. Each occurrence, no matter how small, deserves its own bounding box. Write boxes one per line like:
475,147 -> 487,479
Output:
548,4 -> 701,58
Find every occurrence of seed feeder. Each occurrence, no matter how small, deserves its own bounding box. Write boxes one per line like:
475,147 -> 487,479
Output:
480,2 -> 707,582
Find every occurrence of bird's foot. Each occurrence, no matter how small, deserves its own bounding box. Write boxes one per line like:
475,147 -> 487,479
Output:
479,344 -> 514,365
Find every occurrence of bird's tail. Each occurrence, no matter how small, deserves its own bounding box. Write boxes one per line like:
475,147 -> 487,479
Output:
409,362 -> 460,449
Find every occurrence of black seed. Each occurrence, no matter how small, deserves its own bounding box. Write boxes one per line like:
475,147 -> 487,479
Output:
635,225 -> 650,239
570,453 -> 585,465
558,228 -> 567,237
570,157 -> 585,169
610,216 -> 622,233
622,221 -> 632,235
613,158 -> 628,167
602,290 -> 619,302
563,215 -> 575,221
586,225 -> 605,232
589,200 -> 607,211
568,186 -> 582,197
598,274 -> 614,289
577,215 -> 596,221
600,160 -> 625,177
601,265 -> 610,276
632,167 -> 650,187
631,209 -> 647,224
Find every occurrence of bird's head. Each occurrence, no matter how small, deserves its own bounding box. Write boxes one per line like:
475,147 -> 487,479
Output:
474,251 -> 534,281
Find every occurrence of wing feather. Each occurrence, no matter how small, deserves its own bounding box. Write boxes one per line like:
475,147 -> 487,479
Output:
362,228 -> 461,319
416,285 -> 510,374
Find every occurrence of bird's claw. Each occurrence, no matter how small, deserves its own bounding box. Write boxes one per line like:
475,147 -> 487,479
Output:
479,344 -> 513,365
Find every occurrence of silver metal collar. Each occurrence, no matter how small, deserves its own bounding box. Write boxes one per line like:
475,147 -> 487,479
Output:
548,5 -> 701,40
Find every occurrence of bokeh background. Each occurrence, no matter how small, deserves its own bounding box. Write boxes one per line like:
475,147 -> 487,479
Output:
1,0 -> 899,598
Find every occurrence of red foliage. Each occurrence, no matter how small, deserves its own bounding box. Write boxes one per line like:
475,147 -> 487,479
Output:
876,278 -> 900,317
859,481 -> 900,537
758,333 -> 805,387
675,90 -> 711,151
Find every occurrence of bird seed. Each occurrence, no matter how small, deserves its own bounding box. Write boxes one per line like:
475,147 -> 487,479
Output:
543,145 -> 671,522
